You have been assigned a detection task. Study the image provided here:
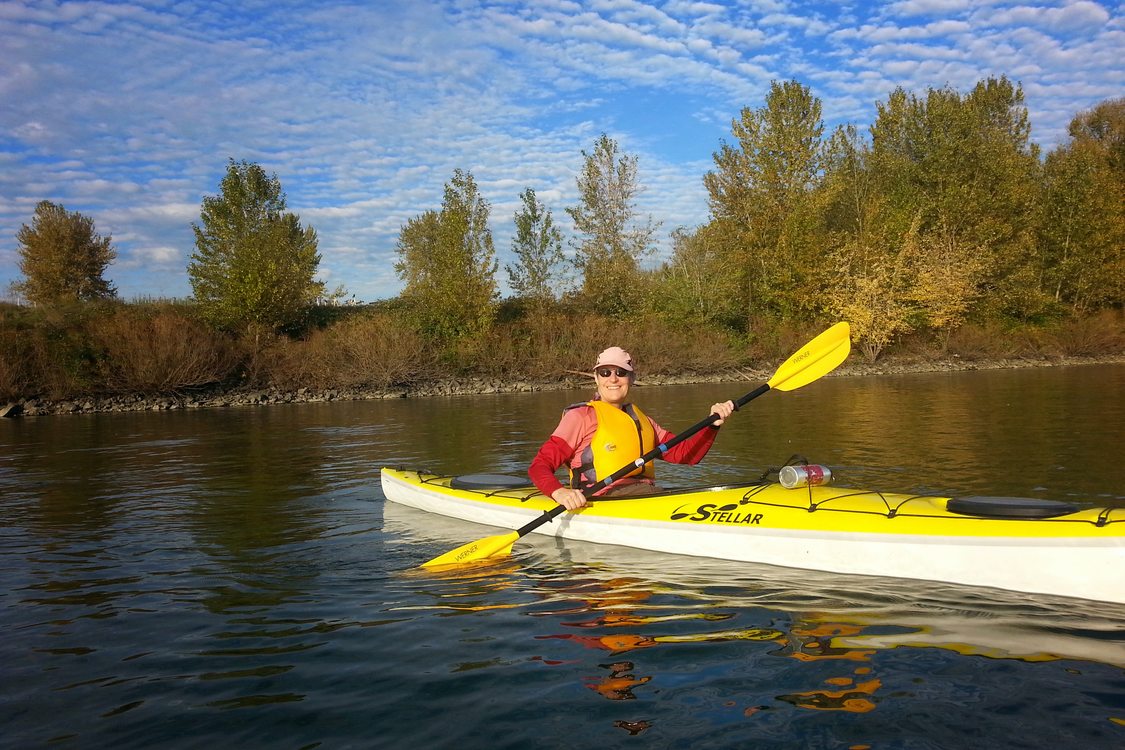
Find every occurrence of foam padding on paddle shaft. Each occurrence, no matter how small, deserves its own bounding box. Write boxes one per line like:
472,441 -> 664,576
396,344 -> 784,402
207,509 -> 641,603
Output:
947,496 -> 1080,519
449,474 -> 532,490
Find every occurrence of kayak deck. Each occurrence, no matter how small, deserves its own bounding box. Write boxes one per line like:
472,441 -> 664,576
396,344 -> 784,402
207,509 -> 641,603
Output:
383,467 -> 1120,534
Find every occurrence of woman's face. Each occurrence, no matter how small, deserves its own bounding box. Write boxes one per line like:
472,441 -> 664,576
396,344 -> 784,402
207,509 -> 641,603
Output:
595,366 -> 633,406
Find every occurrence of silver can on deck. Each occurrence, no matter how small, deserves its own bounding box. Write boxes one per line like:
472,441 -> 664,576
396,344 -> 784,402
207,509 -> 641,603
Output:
779,464 -> 833,489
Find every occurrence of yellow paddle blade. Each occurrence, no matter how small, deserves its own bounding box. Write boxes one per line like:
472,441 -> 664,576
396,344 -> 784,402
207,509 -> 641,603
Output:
767,322 -> 851,392
421,530 -> 518,568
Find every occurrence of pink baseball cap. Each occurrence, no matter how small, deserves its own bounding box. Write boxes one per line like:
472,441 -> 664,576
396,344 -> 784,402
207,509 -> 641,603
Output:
595,346 -> 634,372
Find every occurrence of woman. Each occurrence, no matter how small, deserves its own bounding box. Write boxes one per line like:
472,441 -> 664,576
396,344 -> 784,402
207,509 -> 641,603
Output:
529,346 -> 735,510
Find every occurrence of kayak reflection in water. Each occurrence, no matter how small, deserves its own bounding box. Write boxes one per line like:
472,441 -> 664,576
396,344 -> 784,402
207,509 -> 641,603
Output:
529,346 -> 736,510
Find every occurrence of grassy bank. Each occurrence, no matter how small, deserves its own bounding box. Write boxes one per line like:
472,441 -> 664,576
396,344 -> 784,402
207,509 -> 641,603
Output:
2,300 -> 1123,405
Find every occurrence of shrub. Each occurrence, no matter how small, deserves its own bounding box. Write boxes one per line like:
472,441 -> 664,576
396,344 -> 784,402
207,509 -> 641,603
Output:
0,328 -> 32,401
940,322 -> 1026,360
487,308 -> 744,379
1043,310 -> 1125,356
268,312 -> 431,390
90,307 -> 237,394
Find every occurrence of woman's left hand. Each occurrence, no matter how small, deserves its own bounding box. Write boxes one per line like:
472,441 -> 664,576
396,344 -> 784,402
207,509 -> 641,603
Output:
710,400 -> 735,426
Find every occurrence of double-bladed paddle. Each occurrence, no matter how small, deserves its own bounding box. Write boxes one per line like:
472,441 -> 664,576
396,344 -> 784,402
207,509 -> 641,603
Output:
421,321 -> 851,568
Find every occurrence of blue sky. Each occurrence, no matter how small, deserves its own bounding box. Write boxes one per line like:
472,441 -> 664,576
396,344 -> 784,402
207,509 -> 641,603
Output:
1,0 -> 1121,303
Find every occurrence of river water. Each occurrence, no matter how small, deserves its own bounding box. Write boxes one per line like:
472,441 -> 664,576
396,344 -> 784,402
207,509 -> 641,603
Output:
2,364 -> 1124,748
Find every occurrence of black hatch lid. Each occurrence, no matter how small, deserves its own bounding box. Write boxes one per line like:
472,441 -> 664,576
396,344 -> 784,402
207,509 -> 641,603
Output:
947,496 -> 1079,519
450,474 -> 531,490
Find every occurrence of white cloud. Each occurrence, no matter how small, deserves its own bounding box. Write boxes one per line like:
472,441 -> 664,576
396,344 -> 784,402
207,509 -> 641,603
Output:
887,0 -> 974,18
119,245 -> 183,269
981,1 -> 1111,32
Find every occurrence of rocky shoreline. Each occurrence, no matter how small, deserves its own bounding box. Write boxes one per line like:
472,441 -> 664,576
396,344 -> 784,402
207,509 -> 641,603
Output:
2,354 -> 1123,419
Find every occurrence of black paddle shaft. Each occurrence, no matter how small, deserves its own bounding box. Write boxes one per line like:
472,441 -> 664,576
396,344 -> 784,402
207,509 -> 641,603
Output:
515,383 -> 771,537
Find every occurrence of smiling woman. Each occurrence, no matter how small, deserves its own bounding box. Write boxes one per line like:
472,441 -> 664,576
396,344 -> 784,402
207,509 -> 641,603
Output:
528,345 -> 736,509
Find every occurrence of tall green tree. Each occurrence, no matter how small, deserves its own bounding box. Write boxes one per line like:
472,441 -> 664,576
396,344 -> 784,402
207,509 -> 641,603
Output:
14,200 -> 117,304
566,133 -> 658,315
868,77 -> 1043,320
703,80 -> 825,323
1040,98 -> 1125,311
188,159 -> 323,334
394,168 -> 498,339
821,124 -> 878,243
505,188 -> 566,305
651,223 -> 744,329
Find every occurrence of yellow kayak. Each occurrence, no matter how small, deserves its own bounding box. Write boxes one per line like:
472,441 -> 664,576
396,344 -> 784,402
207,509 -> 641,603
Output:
380,467 -> 1125,604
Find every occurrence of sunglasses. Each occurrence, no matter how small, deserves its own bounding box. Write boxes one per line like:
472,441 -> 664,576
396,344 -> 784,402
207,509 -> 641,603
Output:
596,367 -> 631,378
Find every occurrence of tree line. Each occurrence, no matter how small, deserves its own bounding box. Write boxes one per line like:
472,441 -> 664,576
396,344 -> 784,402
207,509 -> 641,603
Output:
390,78 -> 1125,360
8,77 -> 1124,371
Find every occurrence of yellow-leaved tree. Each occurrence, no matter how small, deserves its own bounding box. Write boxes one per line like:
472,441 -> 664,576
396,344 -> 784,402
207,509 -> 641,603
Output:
905,220 -> 985,348
15,201 -> 117,305
824,225 -> 916,363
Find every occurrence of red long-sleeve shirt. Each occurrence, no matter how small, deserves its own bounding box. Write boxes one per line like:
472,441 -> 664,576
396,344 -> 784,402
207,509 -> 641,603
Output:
528,403 -> 720,497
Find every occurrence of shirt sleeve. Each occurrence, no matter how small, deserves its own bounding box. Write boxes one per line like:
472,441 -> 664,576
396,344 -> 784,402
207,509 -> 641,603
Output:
528,407 -> 591,497
528,435 -> 574,497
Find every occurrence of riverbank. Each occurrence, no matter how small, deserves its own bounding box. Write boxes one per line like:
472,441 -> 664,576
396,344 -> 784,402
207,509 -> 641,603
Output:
3,353 -> 1123,419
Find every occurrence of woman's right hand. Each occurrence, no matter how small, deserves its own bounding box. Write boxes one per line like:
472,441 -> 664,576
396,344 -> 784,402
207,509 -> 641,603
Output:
551,487 -> 588,510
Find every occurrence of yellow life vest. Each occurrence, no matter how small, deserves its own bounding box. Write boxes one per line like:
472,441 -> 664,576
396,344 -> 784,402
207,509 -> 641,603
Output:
570,400 -> 656,490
